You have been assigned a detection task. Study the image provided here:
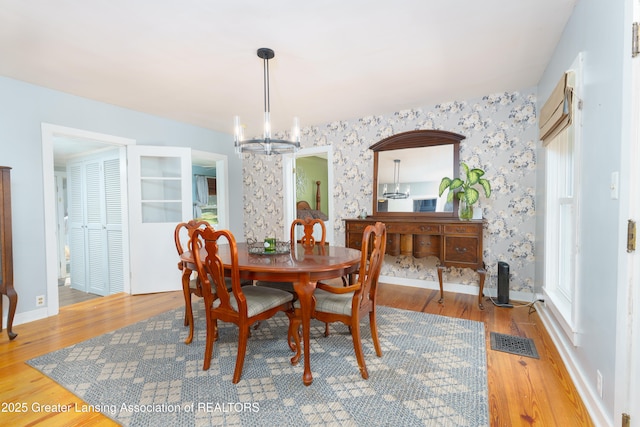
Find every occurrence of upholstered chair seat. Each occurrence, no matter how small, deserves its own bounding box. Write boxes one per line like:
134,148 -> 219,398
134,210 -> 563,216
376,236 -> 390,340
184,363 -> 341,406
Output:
293,287 -> 354,316
214,286 -> 294,317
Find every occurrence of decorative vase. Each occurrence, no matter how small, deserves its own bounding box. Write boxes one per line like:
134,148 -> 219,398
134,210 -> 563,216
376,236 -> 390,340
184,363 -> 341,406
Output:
458,200 -> 474,221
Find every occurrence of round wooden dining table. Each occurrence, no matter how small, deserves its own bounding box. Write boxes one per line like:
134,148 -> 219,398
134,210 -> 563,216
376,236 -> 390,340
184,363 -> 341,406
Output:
180,242 -> 361,386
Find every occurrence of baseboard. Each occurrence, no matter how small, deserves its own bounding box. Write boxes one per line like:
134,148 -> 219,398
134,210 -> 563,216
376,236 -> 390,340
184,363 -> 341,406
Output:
536,303 -> 612,427
380,275 -> 537,303
6,307 -> 49,327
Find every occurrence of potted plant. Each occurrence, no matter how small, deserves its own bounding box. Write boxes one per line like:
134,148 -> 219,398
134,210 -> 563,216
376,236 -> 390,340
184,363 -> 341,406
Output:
439,162 -> 491,220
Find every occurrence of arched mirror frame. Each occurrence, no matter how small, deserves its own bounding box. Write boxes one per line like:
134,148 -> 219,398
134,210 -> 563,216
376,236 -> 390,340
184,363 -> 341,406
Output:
370,129 -> 463,218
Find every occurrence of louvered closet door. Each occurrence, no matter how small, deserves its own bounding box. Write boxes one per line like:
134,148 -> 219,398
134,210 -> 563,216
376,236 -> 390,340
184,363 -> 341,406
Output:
103,158 -> 124,294
68,163 -> 87,292
84,160 -> 106,295
67,152 -> 125,296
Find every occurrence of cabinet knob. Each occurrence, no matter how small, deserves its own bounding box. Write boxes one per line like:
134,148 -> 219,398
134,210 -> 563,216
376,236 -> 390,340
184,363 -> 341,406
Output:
455,247 -> 467,253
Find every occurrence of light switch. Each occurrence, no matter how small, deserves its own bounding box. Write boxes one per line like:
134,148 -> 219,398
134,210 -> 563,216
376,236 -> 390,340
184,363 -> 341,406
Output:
611,171 -> 619,200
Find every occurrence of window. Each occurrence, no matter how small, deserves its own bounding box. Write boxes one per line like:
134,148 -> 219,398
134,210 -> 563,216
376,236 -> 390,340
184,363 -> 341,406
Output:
542,54 -> 582,344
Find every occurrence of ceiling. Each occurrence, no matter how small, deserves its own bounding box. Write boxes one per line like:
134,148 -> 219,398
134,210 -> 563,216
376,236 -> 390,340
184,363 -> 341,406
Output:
0,0 -> 576,139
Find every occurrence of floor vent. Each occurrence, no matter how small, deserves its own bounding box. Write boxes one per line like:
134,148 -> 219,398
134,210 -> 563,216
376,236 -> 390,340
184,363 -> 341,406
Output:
490,332 -> 539,359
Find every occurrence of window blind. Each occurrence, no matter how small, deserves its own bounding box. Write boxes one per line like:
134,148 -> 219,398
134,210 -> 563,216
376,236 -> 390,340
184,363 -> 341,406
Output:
539,71 -> 574,144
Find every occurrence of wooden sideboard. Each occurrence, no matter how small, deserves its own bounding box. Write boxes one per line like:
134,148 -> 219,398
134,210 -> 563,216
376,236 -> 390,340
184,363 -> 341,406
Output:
0,166 -> 17,339
345,217 -> 487,309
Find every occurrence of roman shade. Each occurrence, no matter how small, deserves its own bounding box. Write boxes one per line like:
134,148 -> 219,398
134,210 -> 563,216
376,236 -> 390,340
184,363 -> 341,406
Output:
539,71 -> 575,144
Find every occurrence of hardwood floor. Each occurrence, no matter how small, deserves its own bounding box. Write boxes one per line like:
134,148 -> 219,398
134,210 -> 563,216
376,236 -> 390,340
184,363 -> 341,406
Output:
0,284 -> 593,426
58,285 -> 102,307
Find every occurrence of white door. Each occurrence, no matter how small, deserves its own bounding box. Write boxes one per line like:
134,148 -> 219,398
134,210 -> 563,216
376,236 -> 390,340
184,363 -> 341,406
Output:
127,145 -> 192,294
67,162 -> 87,292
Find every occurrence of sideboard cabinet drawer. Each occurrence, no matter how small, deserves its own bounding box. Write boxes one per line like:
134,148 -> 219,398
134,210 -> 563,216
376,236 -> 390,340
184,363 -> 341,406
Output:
443,236 -> 480,265
444,224 -> 482,235
413,234 -> 439,258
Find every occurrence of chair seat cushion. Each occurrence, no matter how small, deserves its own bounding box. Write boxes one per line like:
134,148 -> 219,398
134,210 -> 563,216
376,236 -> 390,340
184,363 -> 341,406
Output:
294,287 -> 354,316
215,285 -> 293,317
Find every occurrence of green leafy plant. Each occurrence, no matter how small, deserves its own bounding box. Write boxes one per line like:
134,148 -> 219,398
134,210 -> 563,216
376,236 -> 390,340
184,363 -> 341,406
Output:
438,163 -> 491,219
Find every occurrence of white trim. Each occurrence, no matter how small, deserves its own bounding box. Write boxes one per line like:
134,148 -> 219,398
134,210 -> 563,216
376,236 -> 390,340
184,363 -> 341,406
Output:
614,1 -> 640,423
543,288 -> 580,345
283,145 -> 334,243
41,123 -> 135,318
282,154 -> 296,241
192,150 -> 230,231
380,275 -> 538,304
10,308 -> 49,327
537,304 -> 611,427
542,53 -> 584,346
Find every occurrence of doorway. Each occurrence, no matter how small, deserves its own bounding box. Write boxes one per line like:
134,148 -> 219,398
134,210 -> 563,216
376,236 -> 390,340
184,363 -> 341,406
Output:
283,146 -> 334,244
42,125 -> 232,312
42,124 -> 134,313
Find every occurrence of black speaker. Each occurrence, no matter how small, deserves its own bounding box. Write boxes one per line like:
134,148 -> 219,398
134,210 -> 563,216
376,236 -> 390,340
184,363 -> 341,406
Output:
497,262 -> 510,304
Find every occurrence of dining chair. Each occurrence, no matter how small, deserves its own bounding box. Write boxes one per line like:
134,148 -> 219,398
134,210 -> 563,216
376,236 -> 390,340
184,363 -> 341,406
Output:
288,221 -> 387,380
190,226 -> 294,383
174,220 -> 251,344
255,217 -> 327,293
174,219 -> 211,341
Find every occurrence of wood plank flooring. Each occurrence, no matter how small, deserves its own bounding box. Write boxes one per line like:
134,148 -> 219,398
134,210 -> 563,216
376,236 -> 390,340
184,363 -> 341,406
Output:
58,285 -> 101,307
0,284 -> 593,426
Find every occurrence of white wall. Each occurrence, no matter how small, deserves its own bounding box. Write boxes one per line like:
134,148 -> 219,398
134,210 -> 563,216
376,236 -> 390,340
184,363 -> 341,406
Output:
0,76 -> 245,319
536,0 -> 632,424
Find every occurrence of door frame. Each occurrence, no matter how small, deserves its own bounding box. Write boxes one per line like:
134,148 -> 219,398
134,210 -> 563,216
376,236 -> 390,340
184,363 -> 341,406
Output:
54,170 -> 67,280
614,2 -> 640,423
283,146 -> 334,244
192,149 -> 230,231
41,123 -> 134,315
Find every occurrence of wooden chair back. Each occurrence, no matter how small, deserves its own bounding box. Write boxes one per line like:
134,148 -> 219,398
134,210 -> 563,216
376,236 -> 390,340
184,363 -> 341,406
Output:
353,221 -> 387,311
174,219 -> 210,258
290,217 -> 326,247
190,226 -> 244,315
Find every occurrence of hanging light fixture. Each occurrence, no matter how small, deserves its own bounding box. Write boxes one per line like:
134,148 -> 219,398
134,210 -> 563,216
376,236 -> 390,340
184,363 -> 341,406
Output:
382,159 -> 410,199
234,48 -> 300,156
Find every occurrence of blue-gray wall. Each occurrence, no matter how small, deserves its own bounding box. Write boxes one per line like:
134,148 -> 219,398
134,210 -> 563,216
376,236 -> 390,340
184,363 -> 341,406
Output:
0,75 -> 245,319
536,0 -> 632,423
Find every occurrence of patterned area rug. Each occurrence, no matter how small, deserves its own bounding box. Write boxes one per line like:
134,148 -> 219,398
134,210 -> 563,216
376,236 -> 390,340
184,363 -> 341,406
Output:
27,306 -> 489,426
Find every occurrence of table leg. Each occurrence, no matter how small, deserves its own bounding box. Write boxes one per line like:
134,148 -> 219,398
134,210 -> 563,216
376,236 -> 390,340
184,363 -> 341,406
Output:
437,265 -> 445,304
477,266 -> 486,310
293,276 -> 316,386
5,288 -> 17,340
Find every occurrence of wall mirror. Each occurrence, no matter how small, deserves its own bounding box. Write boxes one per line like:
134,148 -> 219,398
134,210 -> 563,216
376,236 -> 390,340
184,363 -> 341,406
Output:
370,130 -> 464,218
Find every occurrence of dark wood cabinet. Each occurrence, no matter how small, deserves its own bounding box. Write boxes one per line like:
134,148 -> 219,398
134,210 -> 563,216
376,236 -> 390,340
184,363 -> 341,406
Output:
0,166 -> 17,339
345,217 -> 486,308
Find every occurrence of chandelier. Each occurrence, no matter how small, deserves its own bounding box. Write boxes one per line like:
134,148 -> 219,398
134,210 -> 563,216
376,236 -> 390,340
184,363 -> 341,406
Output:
382,159 -> 410,199
234,48 -> 300,156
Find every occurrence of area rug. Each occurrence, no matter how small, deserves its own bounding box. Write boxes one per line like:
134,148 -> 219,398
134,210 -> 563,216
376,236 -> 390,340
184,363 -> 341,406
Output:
27,305 -> 489,426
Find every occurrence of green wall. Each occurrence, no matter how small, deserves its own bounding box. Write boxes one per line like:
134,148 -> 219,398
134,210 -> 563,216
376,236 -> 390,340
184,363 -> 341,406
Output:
296,156 -> 328,213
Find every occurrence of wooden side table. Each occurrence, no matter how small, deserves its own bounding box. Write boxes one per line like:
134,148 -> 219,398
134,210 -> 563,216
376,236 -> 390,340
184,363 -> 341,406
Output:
0,166 -> 17,340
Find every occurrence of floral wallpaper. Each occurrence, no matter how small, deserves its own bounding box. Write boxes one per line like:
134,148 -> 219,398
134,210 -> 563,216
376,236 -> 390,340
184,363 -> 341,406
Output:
242,89 -> 538,295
